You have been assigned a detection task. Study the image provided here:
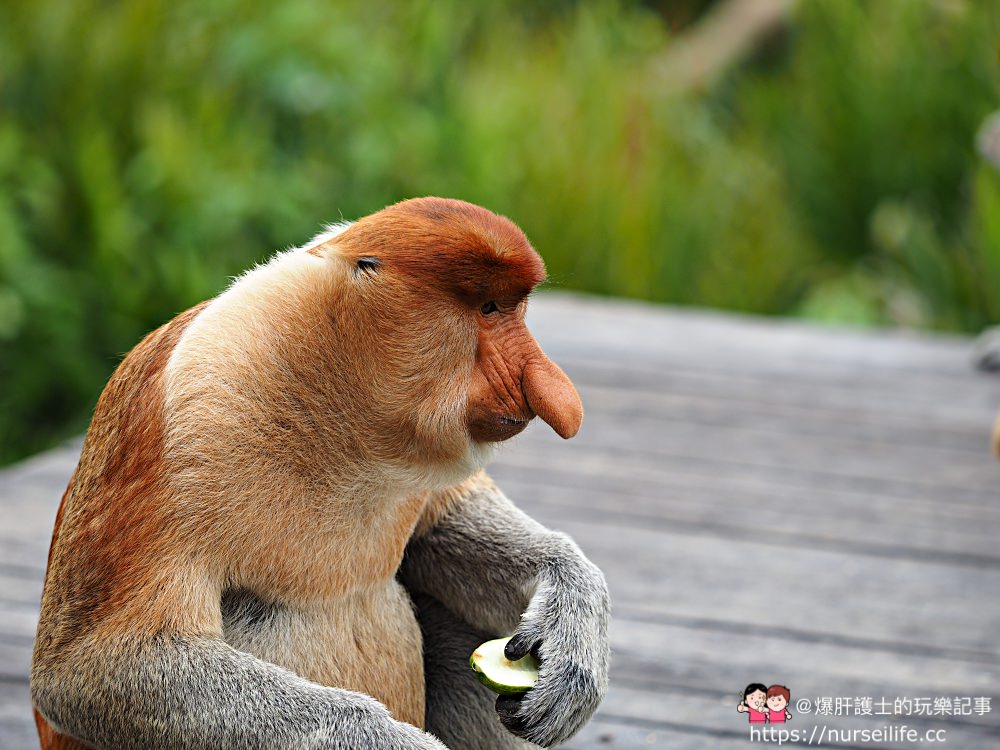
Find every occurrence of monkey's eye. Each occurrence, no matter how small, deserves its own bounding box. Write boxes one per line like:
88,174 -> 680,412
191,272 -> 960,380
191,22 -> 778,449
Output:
356,257 -> 380,275
480,300 -> 499,315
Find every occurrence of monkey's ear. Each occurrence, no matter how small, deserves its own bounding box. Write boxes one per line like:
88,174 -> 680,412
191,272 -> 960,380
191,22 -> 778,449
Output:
355,257 -> 381,275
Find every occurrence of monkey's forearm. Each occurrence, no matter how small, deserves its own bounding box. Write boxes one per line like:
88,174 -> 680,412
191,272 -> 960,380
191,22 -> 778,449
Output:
31,634 -> 444,750
402,476 -> 610,747
400,476 -> 605,637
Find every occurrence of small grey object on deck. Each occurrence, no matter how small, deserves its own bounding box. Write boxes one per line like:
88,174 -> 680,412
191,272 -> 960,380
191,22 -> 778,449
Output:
2,292 -> 999,749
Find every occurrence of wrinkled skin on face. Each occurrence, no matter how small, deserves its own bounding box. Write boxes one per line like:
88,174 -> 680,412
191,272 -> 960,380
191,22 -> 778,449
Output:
467,300 -> 583,443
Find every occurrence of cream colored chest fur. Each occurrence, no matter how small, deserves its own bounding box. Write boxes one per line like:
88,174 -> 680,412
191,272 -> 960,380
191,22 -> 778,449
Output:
221,580 -> 426,727
160,252 -> 435,727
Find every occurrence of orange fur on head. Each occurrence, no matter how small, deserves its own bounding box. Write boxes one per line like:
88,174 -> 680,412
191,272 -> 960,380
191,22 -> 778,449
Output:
326,197 -> 583,444
333,197 -> 547,306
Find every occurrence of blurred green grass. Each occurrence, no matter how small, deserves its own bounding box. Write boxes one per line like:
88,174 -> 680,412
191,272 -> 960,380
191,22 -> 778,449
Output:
1,0 -> 999,464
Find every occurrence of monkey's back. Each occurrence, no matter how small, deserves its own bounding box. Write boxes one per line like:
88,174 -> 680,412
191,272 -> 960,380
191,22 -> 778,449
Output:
32,301 -> 212,748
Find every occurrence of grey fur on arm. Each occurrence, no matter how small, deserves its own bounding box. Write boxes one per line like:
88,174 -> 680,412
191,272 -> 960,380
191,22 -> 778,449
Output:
400,472 -> 610,748
30,634 -> 447,750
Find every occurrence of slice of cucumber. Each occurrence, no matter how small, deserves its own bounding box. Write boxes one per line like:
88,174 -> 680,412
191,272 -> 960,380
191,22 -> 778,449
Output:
469,636 -> 539,696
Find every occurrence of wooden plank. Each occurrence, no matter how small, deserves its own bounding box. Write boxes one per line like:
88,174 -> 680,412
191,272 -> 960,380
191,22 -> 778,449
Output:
512,400 -> 999,493
493,441 -> 1000,537
572,372 -> 995,452
499,424 -> 1000,510
526,294 -> 980,377
553,340 -> 999,401
593,685 -> 999,750
491,471 -> 1000,570
514,511 -> 1000,655
596,616 -> 1000,742
0,678 -> 35,750
566,713 -> 751,750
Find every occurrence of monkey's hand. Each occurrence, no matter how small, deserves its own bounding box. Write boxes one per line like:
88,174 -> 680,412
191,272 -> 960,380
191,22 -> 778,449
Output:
401,472 -> 609,746
493,538 -> 610,748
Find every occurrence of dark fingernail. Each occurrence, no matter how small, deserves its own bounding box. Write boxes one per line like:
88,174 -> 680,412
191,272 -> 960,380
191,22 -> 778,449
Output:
505,635 -> 533,660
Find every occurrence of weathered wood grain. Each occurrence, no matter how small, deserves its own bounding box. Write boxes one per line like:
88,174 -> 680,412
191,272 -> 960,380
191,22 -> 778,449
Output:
1,293 -> 998,749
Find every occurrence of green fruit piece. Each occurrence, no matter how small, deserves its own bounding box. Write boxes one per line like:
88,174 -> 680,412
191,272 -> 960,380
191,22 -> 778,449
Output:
469,636 -> 539,696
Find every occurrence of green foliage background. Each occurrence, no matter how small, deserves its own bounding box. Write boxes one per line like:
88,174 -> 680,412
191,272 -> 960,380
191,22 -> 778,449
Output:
1,0 -> 999,464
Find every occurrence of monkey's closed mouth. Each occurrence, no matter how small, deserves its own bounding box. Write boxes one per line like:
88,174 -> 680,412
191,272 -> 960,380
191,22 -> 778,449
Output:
498,416 -> 530,426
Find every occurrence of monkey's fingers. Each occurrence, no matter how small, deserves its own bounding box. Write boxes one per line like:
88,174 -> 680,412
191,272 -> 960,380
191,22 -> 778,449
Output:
504,630 -> 542,662
495,693 -> 529,735
494,659 -> 601,748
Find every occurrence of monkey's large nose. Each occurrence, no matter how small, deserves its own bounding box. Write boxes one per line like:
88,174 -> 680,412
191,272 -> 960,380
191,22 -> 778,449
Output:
522,356 -> 584,439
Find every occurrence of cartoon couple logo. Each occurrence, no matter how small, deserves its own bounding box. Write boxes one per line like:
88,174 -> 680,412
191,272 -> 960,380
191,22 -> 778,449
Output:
737,683 -> 792,724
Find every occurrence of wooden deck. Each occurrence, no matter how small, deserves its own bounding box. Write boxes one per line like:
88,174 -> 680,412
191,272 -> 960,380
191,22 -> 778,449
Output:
2,293 -> 999,749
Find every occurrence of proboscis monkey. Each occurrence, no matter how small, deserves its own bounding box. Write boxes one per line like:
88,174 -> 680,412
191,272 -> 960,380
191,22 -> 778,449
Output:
31,197 -> 610,750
